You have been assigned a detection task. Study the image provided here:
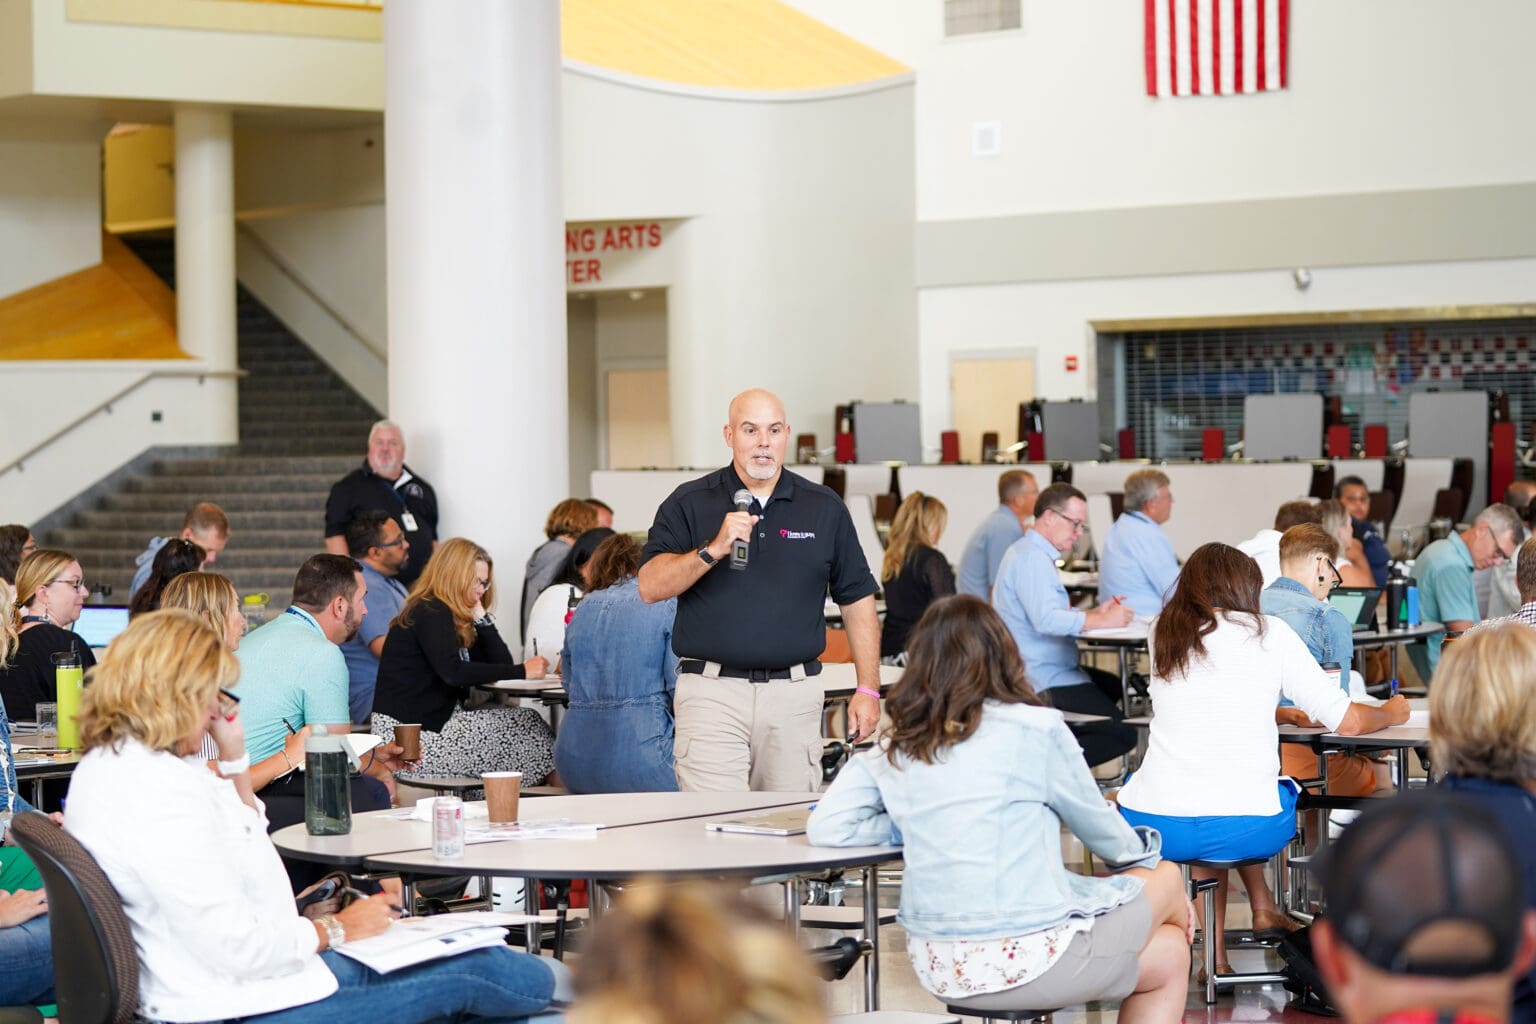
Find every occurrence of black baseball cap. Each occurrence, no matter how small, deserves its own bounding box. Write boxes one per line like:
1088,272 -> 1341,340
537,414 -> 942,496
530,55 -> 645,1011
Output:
1318,790 -> 1526,978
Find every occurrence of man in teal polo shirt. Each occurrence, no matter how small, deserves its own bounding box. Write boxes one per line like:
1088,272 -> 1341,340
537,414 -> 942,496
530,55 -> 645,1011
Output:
238,554 -> 405,832
1409,503 -> 1521,682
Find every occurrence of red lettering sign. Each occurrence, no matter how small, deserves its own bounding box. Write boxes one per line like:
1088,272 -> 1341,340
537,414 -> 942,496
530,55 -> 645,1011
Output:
565,222 -> 664,285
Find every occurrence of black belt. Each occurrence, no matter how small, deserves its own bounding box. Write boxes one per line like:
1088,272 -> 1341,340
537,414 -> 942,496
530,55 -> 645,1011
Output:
677,659 -> 822,682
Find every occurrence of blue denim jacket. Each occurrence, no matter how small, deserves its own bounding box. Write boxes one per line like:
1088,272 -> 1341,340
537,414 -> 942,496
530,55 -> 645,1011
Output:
0,700 -> 36,819
553,578 -> 679,794
1261,577 -> 1353,706
809,701 -> 1159,940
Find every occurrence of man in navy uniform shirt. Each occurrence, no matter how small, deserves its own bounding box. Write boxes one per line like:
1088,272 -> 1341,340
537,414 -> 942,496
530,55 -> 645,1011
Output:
324,420 -> 439,587
639,388 -> 880,792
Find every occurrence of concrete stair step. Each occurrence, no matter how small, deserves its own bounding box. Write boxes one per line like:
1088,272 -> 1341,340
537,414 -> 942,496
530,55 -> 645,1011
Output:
102,491 -> 329,512
239,405 -> 375,424
238,439 -> 364,456
124,472 -> 339,494
62,520 -> 321,543
150,456 -> 358,477
68,546 -> 323,571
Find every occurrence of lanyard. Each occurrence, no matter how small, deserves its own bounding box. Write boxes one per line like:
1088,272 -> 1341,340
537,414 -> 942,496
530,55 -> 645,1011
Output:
284,607 -> 324,634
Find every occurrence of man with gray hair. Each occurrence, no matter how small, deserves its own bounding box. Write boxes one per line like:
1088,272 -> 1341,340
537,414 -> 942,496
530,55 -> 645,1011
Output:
1410,502 -> 1523,681
324,420 -> 439,586
1097,468 -> 1179,616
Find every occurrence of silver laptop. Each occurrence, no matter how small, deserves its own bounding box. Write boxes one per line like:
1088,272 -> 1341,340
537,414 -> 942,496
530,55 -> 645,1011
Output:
74,605 -> 131,650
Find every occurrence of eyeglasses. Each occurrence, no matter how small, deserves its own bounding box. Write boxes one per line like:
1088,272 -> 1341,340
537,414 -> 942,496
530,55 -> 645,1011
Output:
1493,530 -> 1517,563
1324,558 -> 1343,591
48,578 -> 88,593
217,688 -> 241,718
473,578 -> 490,590
1049,509 -> 1087,534
376,538 -> 406,549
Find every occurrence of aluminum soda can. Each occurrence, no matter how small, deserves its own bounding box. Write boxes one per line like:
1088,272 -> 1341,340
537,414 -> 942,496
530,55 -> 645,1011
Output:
433,795 -> 465,859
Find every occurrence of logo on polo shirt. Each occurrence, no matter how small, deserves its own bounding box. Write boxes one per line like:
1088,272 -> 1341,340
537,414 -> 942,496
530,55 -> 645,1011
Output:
780,529 -> 815,540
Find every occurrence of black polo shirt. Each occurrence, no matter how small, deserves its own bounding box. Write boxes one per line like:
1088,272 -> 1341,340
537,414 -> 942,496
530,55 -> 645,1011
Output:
641,465 -> 877,668
324,461 -> 439,586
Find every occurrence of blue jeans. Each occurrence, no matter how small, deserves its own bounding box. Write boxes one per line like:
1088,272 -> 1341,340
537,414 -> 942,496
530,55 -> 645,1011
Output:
554,699 -> 678,794
225,947 -> 569,1024
0,915 -> 53,1005
1118,779 -> 1300,863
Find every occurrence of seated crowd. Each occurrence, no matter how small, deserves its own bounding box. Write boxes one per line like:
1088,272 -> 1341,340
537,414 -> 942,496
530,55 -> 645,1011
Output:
2,422 -> 1536,1022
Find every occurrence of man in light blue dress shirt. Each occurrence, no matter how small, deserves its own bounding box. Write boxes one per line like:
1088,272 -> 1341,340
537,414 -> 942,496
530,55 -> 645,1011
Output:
1097,468 -> 1180,617
957,469 -> 1038,598
993,483 -> 1138,766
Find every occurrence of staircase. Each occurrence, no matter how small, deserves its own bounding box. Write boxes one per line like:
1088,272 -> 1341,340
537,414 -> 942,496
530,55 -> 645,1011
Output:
39,234 -> 380,611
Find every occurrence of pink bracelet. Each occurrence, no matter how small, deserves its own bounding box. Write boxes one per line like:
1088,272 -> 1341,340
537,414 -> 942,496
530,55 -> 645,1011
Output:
855,686 -> 881,699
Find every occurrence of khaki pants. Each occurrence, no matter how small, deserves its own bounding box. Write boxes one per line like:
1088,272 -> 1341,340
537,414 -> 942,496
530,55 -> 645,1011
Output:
673,672 -> 824,792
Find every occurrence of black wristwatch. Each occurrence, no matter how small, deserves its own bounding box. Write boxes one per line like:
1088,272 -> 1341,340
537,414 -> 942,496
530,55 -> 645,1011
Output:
696,546 -> 717,567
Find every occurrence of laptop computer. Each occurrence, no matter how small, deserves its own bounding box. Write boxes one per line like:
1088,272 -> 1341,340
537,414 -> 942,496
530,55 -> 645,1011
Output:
703,808 -> 811,837
73,605 -> 131,650
1328,587 -> 1382,632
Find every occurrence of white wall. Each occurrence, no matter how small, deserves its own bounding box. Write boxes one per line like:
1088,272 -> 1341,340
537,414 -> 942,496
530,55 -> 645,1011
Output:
27,0 -> 382,111
793,0 -> 1536,220
0,363 -> 237,524
564,71 -> 919,465
0,123 -> 103,297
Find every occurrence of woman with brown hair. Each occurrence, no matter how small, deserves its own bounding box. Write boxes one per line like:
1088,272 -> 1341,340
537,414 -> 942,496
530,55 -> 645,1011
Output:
879,491 -> 954,662
811,595 -> 1194,1021
553,534 -> 678,793
1116,542 -> 1407,972
372,537 -> 555,782
127,536 -> 207,617
521,498 -> 600,635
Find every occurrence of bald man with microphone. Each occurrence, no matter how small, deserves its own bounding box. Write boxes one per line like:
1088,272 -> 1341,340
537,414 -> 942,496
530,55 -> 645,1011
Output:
639,388 -> 880,793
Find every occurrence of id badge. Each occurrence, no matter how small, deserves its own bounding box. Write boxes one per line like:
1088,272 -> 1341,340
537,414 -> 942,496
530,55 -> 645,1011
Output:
400,512 -> 419,532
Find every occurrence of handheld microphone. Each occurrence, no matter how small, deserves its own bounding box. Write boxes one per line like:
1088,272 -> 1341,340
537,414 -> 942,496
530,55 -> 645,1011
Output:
731,489 -> 753,571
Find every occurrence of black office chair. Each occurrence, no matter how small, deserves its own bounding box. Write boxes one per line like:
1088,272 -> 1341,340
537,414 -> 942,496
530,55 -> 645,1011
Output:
9,812 -> 139,1024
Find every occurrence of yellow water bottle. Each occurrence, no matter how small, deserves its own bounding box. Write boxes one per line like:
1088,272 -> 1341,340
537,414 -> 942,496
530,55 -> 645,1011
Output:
53,650 -> 84,750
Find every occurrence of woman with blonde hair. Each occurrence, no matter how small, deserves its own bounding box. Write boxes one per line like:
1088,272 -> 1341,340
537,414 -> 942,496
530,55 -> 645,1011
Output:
64,610 -> 568,1024
373,537 -> 555,781
879,491 -> 954,662
1,548 -> 94,721
159,571 -> 246,652
1317,499 -> 1375,589
569,880 -> 824,1024
1432,620 -> 1536,1020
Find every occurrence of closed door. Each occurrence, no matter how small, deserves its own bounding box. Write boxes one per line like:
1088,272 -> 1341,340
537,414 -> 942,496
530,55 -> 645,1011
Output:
951,356 -> 1035,463
606,368 -> 672,468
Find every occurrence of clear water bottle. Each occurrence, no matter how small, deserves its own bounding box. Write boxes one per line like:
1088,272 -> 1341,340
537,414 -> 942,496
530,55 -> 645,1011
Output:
304,725 -> 352,836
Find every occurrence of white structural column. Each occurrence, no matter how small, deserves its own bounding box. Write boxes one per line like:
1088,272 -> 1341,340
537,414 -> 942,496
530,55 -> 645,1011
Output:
173,105 -> 239,441
385,0 -> 567,621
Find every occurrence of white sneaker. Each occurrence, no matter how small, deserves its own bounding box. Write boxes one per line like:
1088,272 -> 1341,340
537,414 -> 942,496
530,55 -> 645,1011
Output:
1328,808 -> 1361,840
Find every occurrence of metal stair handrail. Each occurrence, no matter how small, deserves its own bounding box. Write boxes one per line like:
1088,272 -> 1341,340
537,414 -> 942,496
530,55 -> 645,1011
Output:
0,368 -> 247,479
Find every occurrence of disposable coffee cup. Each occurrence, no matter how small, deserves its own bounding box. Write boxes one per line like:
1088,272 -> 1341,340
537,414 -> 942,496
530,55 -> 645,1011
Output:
394,723 -> 422,762
483,771 -> 523,825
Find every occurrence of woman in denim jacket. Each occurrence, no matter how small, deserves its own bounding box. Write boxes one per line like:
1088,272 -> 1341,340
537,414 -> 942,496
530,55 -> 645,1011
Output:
555,534 -> 680,793
809,596 -> 1193,1021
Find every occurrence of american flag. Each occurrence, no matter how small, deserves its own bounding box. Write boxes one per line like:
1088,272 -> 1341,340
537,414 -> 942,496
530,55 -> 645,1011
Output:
1144,0 -> 1289,98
